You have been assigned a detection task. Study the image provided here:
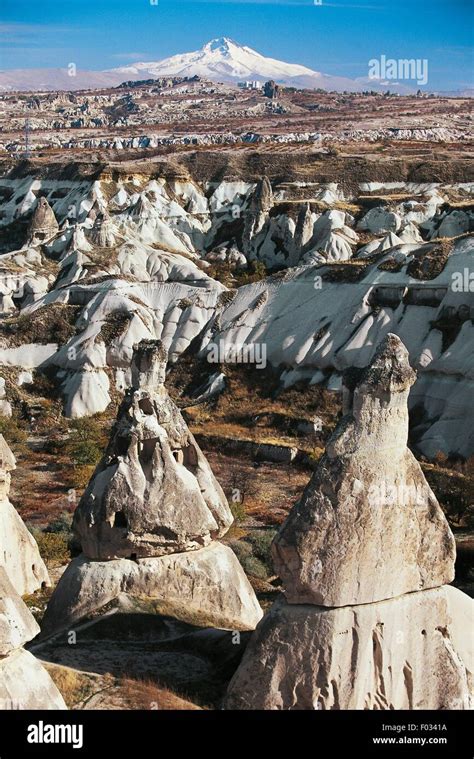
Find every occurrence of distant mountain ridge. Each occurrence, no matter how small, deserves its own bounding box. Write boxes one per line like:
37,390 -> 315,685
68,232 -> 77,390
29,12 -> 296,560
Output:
0,38 -> 465,93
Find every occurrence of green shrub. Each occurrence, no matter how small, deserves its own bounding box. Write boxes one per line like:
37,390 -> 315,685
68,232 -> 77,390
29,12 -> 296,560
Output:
70,439 -> 103,466
244,529 -> 277,573
229,499 -> 246,523
33,532 -> 71,564
45,511 -> 73,535
234,260 -> 268,286
228,539 -> 252,564
240,555 -> 267,580
0,416 -> 28,454
65,415 -> 109,468
229,534 -> 275,580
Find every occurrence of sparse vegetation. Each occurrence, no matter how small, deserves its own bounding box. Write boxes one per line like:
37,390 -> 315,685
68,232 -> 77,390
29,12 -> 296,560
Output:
0,304 -> 80,347
60,414 -> 110,489
406,241 -> 453,280
98,310 -> 132,345
119,678 -> 202,710
45,666 -> 98,709
0,415 -> 28,454
30,530 -> 72,564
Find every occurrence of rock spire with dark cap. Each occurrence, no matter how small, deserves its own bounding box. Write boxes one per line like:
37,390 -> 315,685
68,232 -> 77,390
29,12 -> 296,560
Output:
272,333 -> 455,607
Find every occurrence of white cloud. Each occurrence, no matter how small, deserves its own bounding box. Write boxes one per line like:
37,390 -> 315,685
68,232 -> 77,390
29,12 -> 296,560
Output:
0,23 -> 75,34
110,52 -> 148,61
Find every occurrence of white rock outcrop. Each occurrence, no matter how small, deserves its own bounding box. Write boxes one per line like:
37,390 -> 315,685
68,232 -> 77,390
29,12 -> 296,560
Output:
225,334 -> 473,710
42,543 -> 261,635
225,586 -> 472,710
0,171 -> 472,461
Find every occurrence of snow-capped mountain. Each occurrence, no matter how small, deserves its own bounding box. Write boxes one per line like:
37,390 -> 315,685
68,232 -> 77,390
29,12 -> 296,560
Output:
0,37 -> 413,92
109,37 -> 327,84
107,37 -> 399,92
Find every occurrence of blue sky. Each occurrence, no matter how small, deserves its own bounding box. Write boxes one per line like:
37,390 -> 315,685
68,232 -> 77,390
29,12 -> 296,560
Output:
0,0 -> 473,89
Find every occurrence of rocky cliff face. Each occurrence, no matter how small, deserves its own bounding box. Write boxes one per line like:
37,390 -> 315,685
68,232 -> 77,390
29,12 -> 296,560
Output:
42,340 -> 262,635
225,335 -> 473,710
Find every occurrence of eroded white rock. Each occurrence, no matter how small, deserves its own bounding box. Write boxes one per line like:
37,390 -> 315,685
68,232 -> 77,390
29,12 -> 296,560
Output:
42,542 -> 263,635
0,568 -> 66,710
43,340 -> 262,634
225,587 -> 473,710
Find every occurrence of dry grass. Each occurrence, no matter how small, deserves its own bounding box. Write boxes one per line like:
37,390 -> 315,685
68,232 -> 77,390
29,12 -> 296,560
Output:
44,665 -> 99,709
44,666 -> 204,710
422,458 -> 474,529
406,240 -> 453,280
0,303 -> 80,347
119,677 -> 202,710
206,448 -> 311,527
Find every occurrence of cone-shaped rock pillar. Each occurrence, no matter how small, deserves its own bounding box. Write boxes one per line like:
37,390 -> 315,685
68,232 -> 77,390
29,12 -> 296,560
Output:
225,335 -> 472,710
43,340 -> 262,636
27,197 -> 59,243
73,339 -> 233,560
273,334 -> 455,607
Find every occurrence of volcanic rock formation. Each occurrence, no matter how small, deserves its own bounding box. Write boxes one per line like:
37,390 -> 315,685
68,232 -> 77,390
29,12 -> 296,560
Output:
42,340 -> 262,635
87,211 -> 117,248
273,334 -> 456,607
243,176 -> 273,254
0,435 -> 50,596
225,334 -> 473,710
0,567 -> 66,709
1,167 -> 471,460
27,197 -> 59,243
